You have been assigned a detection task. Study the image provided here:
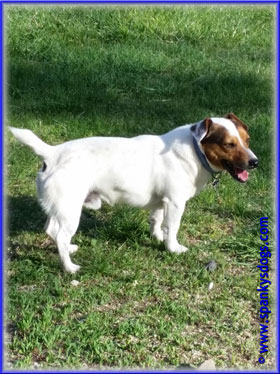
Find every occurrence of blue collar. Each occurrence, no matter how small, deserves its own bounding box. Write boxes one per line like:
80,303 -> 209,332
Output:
192,136 -> 219,176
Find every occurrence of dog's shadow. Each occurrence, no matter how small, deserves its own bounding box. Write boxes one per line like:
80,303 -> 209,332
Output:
6,195 -> 45,235
6,195 -> 154,248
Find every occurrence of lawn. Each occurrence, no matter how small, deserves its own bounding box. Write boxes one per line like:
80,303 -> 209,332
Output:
5,4 -> 275,370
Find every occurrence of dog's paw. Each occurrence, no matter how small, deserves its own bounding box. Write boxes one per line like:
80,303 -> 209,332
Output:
69,244 -> 78,254
64,263 -> 81,274
152,230 -> 164,242
168,244 -> 188,254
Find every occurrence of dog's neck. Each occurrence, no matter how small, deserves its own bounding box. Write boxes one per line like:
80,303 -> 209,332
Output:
192,136 -> 220,177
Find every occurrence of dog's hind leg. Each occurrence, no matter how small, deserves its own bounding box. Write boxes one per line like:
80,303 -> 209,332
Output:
150,207 -> 164,241
45,216 -> 59,240
45,216 -> 78,254
83,191 -> 102,210
56,230 -> 80,273
55,209 -> 82,273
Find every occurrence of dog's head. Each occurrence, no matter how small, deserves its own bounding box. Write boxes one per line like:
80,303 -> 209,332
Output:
191,113 -> 258,183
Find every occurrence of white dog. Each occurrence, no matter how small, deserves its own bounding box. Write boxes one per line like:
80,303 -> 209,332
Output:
9,113 -> 258,273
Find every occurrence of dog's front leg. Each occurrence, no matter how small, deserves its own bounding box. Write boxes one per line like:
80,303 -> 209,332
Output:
163,199 -> 188,253
150,207 -> 164,241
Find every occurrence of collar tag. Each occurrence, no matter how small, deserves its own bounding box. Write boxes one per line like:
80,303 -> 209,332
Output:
212,176 -> 220,188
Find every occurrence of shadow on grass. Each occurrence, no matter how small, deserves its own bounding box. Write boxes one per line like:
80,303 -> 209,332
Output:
7,195 -> 152,246
7,195 -> 45,235
8,57 -> 271,126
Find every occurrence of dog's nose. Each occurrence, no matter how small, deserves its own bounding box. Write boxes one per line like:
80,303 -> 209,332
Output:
249,158 -> 259,169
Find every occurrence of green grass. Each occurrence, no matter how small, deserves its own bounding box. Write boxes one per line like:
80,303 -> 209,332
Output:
5,5 -> 275,370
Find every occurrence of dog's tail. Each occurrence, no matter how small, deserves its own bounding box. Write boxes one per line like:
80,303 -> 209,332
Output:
9,127 -> 54,160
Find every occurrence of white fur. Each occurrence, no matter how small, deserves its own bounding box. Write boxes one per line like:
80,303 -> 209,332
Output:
9,121 -> 224,273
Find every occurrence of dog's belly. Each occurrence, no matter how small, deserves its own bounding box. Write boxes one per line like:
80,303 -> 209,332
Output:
96,186 -> 162,209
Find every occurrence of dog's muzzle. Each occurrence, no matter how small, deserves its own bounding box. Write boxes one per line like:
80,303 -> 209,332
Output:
248,158 -> 259,169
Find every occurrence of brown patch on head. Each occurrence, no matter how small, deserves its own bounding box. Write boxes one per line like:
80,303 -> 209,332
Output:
225,112 -> 250,148
200,117 -> 251,181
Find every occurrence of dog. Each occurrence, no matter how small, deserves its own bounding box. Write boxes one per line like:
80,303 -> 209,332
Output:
9,113 -> 258,273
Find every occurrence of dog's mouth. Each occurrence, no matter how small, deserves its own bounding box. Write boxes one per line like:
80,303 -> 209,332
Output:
221,160 -> 249,183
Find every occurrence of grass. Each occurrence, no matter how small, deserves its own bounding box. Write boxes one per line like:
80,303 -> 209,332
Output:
5,4 -> 275,370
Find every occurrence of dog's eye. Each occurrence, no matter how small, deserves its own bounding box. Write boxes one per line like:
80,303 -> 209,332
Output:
224,142 -> 236,148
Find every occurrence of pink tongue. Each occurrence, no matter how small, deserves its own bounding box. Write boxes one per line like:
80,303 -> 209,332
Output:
236,169 -> 248,182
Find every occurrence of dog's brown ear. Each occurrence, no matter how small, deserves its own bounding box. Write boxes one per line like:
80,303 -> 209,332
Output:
191,117 -> 213,143
225,113 -> 248,131
204,117 -> 213,132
